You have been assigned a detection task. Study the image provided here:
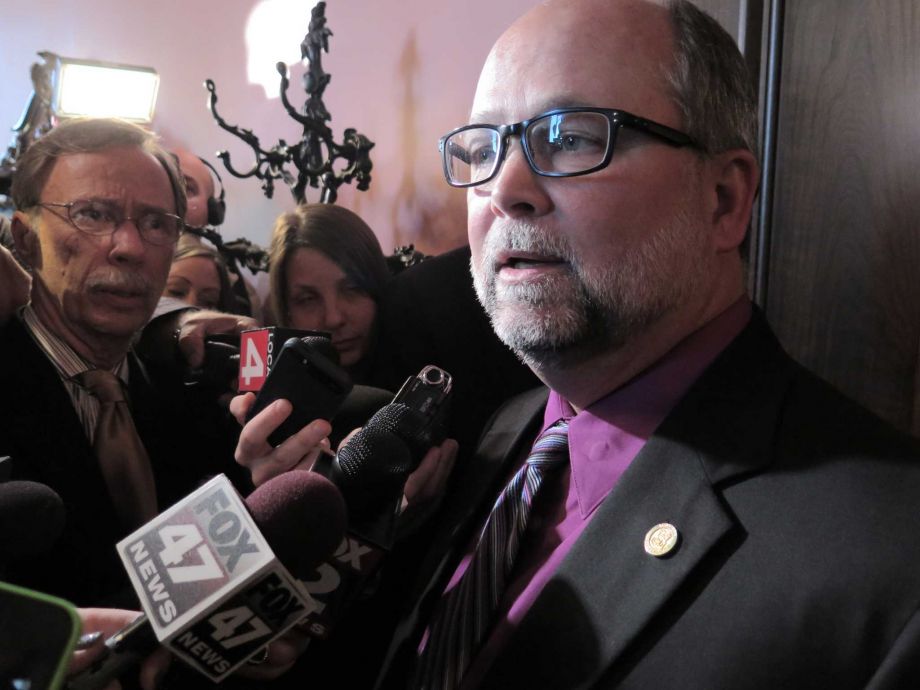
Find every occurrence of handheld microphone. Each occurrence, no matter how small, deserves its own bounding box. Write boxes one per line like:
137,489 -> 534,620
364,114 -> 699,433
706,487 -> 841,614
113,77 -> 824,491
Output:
68,471 -> 346,688
237,327 -> 394,447
0,480 -> 66,568
302,366 -> 453,638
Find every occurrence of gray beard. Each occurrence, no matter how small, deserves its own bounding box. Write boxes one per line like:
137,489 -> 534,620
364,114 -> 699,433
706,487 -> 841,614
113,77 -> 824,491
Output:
471,212 -> 708,371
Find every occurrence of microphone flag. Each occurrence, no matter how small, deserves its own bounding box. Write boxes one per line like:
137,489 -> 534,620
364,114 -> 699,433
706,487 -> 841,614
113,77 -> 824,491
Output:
115,474 -> 316,681
238,327 -> 329,393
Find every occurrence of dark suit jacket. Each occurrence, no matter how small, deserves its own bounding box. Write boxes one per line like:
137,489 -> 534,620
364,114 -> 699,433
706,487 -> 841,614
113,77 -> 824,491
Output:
376,310 -> 920,689
0,318 -> 247,607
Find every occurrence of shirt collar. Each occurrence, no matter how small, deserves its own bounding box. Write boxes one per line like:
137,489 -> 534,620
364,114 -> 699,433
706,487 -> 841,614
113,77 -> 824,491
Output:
543,297 -> 752,516
20,304 -> 129,383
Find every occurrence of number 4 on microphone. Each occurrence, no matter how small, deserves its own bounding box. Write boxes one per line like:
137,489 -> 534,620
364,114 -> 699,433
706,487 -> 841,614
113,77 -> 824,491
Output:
239,331 -> 268,389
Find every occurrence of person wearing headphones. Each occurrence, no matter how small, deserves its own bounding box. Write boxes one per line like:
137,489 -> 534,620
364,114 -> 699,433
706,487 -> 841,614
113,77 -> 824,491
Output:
171,148 -> 261,319
174,149 -> 222,231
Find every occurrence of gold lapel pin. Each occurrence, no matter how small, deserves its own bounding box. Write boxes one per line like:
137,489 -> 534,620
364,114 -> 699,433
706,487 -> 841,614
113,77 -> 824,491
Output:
644,523 -> 679,557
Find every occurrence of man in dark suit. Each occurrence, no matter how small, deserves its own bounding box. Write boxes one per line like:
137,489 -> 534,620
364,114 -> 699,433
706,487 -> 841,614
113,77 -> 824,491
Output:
0,118 -> 284,685
363,0 -> 920,687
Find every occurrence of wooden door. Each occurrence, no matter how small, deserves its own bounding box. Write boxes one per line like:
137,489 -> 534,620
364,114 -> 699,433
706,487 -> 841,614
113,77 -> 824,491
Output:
764,0 -> 920,433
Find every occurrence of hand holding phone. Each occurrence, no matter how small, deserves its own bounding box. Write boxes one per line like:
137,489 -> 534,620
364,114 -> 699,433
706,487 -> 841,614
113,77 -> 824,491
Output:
245,336 -> 353,447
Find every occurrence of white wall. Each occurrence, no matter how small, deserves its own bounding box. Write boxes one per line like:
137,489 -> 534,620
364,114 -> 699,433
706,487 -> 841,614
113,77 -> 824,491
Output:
0,0 -> 539,255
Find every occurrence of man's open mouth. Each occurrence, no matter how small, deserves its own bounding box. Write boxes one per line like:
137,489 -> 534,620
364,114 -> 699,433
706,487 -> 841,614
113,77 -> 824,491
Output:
498,251 -> 567,271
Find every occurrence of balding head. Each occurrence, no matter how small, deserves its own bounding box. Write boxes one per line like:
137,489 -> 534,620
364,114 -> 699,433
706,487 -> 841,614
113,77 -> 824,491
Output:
477,0 -> 756,155
475,0 -> 677,127
173,149 -> 216,229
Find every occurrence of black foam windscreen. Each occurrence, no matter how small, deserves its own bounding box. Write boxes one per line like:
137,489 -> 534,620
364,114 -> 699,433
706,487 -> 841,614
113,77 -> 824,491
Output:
362,402 -> 433,458
302,335 -> 339,365
334,423 -> 414,486
330,403 -> 432,520
0,481 -> 66,564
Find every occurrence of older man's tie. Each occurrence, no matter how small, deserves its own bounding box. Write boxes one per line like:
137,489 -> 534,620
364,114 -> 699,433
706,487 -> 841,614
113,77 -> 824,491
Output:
414,418 -> 570,690
77,369 -> 157,531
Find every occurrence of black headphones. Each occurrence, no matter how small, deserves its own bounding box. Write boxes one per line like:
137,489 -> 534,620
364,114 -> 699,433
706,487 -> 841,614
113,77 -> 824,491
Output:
198,157 -> 226,227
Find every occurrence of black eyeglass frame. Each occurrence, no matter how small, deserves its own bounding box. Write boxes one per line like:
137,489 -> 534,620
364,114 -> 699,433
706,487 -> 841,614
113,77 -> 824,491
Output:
438,106 -> 699,188
34,200 -> 184,247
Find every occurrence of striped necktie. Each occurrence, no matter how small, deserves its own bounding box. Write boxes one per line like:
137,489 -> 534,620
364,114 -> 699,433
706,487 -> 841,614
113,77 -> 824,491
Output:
414,419 -> 570,690
77,369 -> 157,531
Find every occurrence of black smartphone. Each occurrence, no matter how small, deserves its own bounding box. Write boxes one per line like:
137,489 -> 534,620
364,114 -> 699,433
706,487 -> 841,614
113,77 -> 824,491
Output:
246,336 -> 353,447
0,581 -> 80,690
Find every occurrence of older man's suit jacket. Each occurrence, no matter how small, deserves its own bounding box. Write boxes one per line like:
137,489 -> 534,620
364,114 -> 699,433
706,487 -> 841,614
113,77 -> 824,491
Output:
0,318 -> 246,606
376,311 -> 920,689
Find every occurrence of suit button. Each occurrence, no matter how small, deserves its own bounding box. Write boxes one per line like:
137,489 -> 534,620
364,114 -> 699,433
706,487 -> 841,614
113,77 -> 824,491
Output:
644,523 -> 679,557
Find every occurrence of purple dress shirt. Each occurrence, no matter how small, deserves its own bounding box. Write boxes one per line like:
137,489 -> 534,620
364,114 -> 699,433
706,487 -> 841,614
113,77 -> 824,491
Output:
435,298 -> 752,688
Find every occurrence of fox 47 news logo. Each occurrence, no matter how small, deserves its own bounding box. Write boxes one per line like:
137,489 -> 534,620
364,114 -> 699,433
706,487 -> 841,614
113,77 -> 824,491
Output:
117,475 -> 314,679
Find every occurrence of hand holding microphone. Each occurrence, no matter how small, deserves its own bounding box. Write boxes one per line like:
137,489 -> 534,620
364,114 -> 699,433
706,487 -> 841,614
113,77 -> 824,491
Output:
68,470 -> 346,689
69,609 -> 170,690
291,366 -> 457,638
231,359 -> 458,639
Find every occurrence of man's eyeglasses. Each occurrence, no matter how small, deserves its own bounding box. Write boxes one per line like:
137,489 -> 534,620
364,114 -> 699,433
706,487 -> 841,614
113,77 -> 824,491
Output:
438,107 -> 698,188
35,199 -> 183,247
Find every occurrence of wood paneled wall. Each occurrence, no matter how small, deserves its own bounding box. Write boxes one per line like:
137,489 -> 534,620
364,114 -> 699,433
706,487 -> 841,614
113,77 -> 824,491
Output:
692,0 -> 920,435
765,1 -> 920,433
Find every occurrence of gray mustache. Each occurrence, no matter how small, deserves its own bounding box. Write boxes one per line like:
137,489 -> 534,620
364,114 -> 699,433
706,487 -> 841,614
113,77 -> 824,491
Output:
85,270 -> 153,294
483,223 -> 577,265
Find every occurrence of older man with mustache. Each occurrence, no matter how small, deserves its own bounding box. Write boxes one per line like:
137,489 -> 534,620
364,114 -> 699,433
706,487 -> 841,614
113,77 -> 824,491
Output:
0,118 -> 252,608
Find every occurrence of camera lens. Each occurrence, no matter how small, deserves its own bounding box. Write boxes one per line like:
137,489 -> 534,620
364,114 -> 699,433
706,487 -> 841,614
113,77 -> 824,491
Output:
422,367 -> 444,385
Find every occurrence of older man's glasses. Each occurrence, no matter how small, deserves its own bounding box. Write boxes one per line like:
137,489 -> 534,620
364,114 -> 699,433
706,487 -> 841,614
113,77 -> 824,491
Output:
438,107 -> 697,188
36,199 -> 183,246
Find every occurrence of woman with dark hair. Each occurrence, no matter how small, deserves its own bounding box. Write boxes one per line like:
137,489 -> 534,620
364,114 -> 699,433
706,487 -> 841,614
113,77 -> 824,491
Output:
164,239 -> 238,313
268,203 -> 390,378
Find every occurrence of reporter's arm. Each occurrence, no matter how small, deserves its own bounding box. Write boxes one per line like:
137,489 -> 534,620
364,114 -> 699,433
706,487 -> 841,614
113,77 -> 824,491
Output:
137,304 -> 258,369
174,310 -> 258,368
398,438 -> 458,535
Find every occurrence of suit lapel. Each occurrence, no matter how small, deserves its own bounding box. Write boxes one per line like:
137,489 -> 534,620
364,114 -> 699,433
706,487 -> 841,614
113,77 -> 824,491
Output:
482,310 -> 796,689
1,320 -> 101,492
482,434 -> 735,689
382,310 -> 796,689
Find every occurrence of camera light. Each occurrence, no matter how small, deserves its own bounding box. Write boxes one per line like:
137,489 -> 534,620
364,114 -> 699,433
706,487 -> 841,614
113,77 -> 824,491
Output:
53,59 -> 159,123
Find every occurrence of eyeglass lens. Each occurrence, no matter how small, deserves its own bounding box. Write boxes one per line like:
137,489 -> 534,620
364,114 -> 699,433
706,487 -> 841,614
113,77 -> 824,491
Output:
527,111 -> 611,174
445,129 -> 501,186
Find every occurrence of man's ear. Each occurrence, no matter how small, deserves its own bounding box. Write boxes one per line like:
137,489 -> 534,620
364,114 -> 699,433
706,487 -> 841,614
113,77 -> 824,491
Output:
11,211 -> 40,270
707,149 -> 760,252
